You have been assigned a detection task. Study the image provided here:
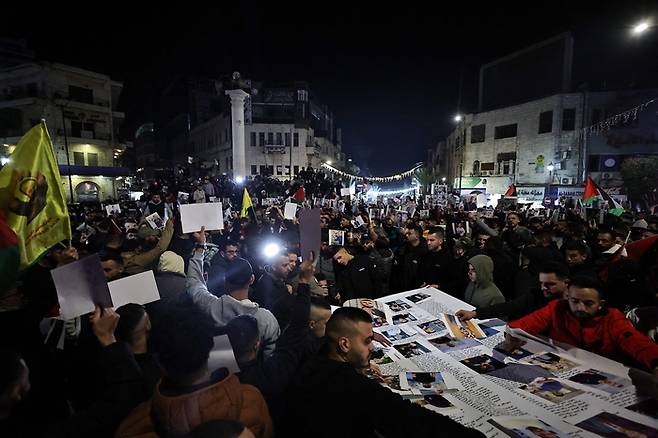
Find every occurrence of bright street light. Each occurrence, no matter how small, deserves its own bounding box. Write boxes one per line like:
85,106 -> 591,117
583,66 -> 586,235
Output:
441,177 -> 447,182
632,21 -> 650,35
547,163 -> 555,172
454,114 -> 462,122
326,160 -> 332,165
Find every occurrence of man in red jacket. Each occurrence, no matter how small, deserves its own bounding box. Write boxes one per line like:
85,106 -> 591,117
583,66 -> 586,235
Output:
509,276 -> 658,373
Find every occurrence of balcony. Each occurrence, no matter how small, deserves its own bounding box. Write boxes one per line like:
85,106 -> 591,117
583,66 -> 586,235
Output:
55,97 -> 111,112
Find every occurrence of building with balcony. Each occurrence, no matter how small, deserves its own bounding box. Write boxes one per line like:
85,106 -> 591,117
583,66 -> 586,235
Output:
187,77 -> 345,180
0,59 -> 129,202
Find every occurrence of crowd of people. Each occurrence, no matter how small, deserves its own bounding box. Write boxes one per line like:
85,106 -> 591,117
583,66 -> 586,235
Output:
1,167 -> 658,437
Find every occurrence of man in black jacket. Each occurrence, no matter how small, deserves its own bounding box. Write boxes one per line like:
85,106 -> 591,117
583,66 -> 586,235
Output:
251,252 -> 293,328
281,307 -> 485,438
226,253 -> 314,420
420,227 -> 455,294
394,224 -> 428,292
564,240 -> 598,280
456,261 -> 569,322
333,247 -> 383,301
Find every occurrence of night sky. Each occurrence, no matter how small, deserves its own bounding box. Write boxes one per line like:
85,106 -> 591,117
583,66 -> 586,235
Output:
3,2 -> 657,175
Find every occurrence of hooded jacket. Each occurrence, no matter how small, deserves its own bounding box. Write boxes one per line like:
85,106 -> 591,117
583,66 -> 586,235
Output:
186,253 -> 280,357
115,370 -> 273,438
463,254 -> 506,309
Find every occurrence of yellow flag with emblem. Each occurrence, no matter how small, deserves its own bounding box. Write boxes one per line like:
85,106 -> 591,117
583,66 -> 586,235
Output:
0,121 -> 72,269
240,187 -> 253,218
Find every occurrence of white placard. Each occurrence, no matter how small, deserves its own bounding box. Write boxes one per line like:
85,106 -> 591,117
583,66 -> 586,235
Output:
179,202 -> 224,233
284,202 -> 298,220
108,271 -> 160,309
207,334 -> 240,374
340,188 -> 351,196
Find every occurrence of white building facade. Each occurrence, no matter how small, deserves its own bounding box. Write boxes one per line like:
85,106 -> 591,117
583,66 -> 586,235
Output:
0,61 -> 128,202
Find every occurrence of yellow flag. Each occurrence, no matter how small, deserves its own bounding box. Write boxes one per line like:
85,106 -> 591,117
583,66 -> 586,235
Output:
240,188 -> 253,218
0,122 -> 72,269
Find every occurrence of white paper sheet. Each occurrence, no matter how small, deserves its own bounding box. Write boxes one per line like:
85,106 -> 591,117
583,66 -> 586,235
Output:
283,202 -> 298,220
108,271 -> 160,309
179,202 -> 224,233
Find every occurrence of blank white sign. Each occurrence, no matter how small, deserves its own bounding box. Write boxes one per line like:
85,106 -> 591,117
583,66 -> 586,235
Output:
109,270 -> 160,309
180,202 -> 224,233
284,202 -> 298,220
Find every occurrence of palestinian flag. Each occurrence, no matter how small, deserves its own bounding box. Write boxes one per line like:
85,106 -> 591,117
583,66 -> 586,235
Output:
504,184 -> 517,197
0,210 -> 20,293
582,176 -> 598,205
582,176 -> 624,216
593,180 -> 624,217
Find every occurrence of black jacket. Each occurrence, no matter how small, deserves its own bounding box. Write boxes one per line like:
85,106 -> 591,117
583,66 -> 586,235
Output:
237,283 -> 310,419
334,255 -> 383,300
394,240 -> 428,292
419,247 -> 455,293
282,355 -> 485,438
251,271 -> 294,328
475,287 -> 552,321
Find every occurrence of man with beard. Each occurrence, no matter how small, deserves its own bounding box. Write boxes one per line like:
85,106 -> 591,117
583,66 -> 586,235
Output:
281,307 -> 486,438
508,276 -> 658,372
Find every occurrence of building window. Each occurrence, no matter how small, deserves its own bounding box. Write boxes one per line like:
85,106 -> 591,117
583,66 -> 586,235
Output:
538,111 -> 553,134
224,128 -> 229,142
293,132 -> 299,147
87,152 -> 98,167
294,165 -> 299,175
471,124 -> 485,143
562,108 -> 576,131
225,157 -> 230,169
68,85 -> 93,104
259,165 -> 267,175
250,132 -> 257,147
267,165 -> 274,175
297,89 -> 308,101
472,160 -> 481,175
496,152 -> 516,175
251,165 -> 257,175
276,132 -> 283,145
276,165 -> 283,175
285,132 -> 291,146
267,132 -> 274,144
207,139 -> 212,150
494,124 -> 517,139
285,165 -> 291,175
73,151 -> 85,166
259,132 -> 265,146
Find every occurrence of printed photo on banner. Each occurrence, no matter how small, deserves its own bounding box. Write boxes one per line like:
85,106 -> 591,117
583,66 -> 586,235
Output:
394,341 -> 431,358
428,336 -> 480,353
519,377 -> 583,404
567,369 -> 631,394
460,354 -> 507,374
370,347 -> 397,366
392,312 -> 418,325
522,352 -> 579,373
410,394 -> 456,413
493,346 -> 533,361
442,313 -> 486,339
406,292 -> 431,304
415,319 -> 447,336
343,298 -> 390,327
380,375 -> 414,398
576,411 -> 658,438
488,416 -> 571,438
380,326 -> 413,342
400,372 -> 447,395
384,299 -> 412,312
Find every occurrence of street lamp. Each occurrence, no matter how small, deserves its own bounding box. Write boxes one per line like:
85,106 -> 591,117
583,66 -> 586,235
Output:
441,177 -> 446,183
454,114 -> 462,122
326,160 -> 332,165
